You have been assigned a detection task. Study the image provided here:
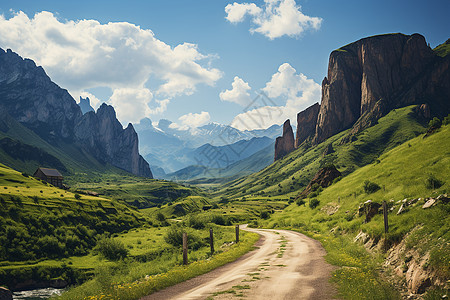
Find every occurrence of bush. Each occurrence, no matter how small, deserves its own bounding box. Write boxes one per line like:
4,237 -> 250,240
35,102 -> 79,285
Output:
363,180 -> 381,194
74,193 -> 81,200
296,199 -> 306,206
428,117 -> 442,129
188,215 -> 206,229
425,174 -> 444,190
443,114 -> 450,125
156,212 -> 165,222
260,211 -> 270,219
95,237 -> 128,261
164,226 -> 205,250
309,199 -> 320,209
211,214 -> 227,225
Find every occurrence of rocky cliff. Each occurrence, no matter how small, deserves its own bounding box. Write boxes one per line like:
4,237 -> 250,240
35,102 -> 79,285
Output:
275,33 -> 449,160
313,33 -> 450,144
0,48 -> 152,178
295,103 -> 320,148
274,120 -> 294,161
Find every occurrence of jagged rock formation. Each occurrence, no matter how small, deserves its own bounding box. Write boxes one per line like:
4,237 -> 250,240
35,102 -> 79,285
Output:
0,49 -> 82,140
296,165 -> 341,198
0,48 -> 152,178
78,96 -> 95,114
295,103 -> 320,148
75,104 -> 152,177
313,33 -> 450,144
274,120 -> 294,161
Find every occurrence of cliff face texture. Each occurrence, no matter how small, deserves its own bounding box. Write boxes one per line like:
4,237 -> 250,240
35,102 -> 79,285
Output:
0,48 -> 152,178
275,33 -> 449,160
295,103 -> 320,148
274,120 -> 294,161
313,33 -> 450,144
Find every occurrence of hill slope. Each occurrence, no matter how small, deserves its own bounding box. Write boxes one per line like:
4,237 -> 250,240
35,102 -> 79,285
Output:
218,105 -> 427,198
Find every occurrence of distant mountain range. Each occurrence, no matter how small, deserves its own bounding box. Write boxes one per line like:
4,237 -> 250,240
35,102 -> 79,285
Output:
134,117 -> 284,175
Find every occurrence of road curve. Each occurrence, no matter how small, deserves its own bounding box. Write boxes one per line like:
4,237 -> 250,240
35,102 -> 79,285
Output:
142,226 -> 336,300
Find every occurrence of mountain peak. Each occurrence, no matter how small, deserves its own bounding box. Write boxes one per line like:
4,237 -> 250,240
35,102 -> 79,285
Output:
78,96 -> 95,114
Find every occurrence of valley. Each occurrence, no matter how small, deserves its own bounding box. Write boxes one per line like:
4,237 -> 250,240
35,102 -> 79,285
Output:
0,31 -> 448,300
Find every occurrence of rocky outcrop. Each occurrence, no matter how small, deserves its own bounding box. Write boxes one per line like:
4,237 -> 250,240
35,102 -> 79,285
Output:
0,48 -> 152,178
310,33 -> 450,145
295,103 -> 320,147
78,96 -> 95,114
0,49 -> 82,140
296,165 -> 341,198
274,120 -> 294,161
75,104 -> 152,177
358,200 -> 382,223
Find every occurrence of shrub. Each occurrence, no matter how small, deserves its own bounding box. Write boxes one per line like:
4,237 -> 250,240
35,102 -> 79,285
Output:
425,174 -> 444,190
211,214 -> 227,225
428,117 -> 442,128
156,212 -> 165,222
74,193 -> 81,200
309,199 -> 320,209
164,226 -> 205,250
187,215 -> 206,229
296,199 -> 306,206
363,180 -> 381,194
260,211 -> 270,219
443,114 -> 450,125
95,238 -> 128,261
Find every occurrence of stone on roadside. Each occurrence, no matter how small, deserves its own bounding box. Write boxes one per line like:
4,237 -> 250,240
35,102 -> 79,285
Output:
422,198 -> 436,209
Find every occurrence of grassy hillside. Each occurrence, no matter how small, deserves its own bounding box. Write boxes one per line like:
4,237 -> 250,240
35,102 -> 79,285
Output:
217,105 -> 426,199
434,38 -> 450,57
68,173 -> 206,208
0,163 -> 149,288
259,122 -> 449,298
0,110 -> 132,180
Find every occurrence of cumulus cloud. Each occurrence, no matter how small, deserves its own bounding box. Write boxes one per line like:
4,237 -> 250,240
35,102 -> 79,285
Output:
0,11 -> 222,124
219,76 -> 253,106
169,111 -> 211,131
109,88 -> 154,124
225,0 -> 322,39
231,63 -> 320,130
73,91 -> 102,110
225,3 -> 261,23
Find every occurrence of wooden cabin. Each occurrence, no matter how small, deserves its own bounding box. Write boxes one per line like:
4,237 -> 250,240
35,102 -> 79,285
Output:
33,167 -> 63,188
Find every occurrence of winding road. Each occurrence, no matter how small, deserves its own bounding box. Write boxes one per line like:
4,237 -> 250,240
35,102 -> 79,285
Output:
142,226 -> 336,300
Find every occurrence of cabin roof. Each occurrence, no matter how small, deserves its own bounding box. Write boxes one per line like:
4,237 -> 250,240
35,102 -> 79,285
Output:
36,167 -> 63,178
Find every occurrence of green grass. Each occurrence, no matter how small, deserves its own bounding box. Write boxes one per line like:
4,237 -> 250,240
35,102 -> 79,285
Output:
434,38 -> 450,57
259,124 -> 449,299
0,163 -> 148,288
57,227 -> 259,300
68,172 -> 205,209
216,106 -> 425,200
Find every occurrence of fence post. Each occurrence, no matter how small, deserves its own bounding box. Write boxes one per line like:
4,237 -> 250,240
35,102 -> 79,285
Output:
183,232 -> 188,265
383,200 -> 389,252
209,228 -> 214,255
382,200 -> 389,234
235,224 -> 239,243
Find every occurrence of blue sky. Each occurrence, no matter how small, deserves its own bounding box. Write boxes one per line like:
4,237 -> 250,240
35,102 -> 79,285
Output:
0,0 -> 448,130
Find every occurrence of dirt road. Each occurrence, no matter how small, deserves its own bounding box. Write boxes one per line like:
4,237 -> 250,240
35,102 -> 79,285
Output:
143,227 -> 336,300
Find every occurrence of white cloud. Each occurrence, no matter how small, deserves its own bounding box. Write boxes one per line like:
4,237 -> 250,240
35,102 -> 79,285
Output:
0,11 -> 222,124
170,111 -> 211,130
225,3 -> 261,23
109,88 -> 153,125
231,63 -> 320,130
225,0 -> 322,39
219,76 -> 252,106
